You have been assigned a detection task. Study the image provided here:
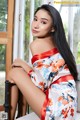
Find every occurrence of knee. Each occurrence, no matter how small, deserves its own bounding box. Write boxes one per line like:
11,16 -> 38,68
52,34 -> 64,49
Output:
7,67 -> 22,81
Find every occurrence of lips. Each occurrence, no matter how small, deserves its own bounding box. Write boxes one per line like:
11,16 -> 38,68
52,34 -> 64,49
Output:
32,29 -> 39,33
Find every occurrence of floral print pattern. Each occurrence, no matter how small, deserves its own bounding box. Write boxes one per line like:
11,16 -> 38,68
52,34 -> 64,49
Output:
29,48 -> 77,120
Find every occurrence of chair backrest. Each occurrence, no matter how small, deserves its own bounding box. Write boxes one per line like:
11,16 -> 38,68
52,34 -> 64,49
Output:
76,80 -> 80,113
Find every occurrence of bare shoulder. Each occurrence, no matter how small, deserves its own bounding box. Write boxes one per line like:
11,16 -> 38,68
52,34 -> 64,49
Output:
30,38 -> 55,55
30,38 -> 39,47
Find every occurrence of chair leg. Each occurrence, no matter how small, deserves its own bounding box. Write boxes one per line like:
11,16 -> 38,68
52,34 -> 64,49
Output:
4,80 -> 11,120
4,80 -> 16,120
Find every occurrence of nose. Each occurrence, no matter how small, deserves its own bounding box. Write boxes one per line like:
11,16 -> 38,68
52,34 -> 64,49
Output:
34,21 -> 39,29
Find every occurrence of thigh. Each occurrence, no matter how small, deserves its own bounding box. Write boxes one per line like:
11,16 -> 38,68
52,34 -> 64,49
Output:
8,67 -> 46,118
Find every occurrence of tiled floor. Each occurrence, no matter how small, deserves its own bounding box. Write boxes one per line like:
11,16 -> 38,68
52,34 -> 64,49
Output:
16,112 -> 80,120
76,113 -> 80,120
16,112 -> 39,120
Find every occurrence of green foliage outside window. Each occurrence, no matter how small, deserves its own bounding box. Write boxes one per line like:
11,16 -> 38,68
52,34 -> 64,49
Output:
77,42 -> 80,64
0,0 -> 7,71
35,0 -> 42,10
0,45 -> 6,71
24,0 -> 30,61
0,0 -> 7,31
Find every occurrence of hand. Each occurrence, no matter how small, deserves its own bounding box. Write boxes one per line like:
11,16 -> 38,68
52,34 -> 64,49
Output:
12,58 -> 25,68
12,58 -> 32,73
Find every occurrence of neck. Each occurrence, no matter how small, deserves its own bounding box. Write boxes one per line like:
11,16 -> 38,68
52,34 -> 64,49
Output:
37,35 -> 52,41
37,35 -> 56,48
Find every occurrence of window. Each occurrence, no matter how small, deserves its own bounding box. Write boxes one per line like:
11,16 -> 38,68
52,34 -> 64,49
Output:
54,1 -> 80,63
0,0 -> 14,110
54,0 -> 80,79
24,0 -> 43,61
0,0 -> 8,106
0,0 -> 7,32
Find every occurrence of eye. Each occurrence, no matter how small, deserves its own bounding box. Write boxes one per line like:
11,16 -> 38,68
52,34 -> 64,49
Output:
33,17 -> 37,21
41,21 -> 47,24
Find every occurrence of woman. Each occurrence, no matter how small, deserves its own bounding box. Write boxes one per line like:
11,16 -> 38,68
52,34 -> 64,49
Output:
7,4 -> 78,120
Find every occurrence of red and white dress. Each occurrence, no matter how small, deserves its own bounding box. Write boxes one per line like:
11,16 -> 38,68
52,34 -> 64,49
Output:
28,48 -> 77,120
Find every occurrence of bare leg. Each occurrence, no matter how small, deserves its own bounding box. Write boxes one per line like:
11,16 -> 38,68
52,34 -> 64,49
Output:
9,85 -> 19,120
8,81 -> 27,120
16,91 -> 27,118
7,67 -> 46,119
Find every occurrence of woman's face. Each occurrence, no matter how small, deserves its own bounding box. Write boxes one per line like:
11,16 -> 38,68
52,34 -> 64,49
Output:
31,9 -> 53,38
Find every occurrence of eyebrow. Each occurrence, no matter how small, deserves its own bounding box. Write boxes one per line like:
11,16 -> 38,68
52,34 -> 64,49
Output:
34,15 -> 48,21
41,18 -> 48,21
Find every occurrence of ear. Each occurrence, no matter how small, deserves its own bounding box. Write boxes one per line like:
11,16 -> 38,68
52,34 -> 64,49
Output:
51,28 -> 55,32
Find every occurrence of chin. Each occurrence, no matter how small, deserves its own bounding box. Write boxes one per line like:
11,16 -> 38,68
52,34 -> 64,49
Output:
32,35 -> 38,37
32,33 -> 46,38
33,34 -> 41,38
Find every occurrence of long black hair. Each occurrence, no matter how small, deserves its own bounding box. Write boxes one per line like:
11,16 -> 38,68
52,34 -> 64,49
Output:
35,4 -> 78,80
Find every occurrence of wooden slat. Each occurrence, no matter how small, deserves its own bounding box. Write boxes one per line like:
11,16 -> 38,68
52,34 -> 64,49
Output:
6,39 -> 13,75
7,0 -> 14,39
6,0 -> 14,74
0,32 -> 7,38
0,38 -> 8,44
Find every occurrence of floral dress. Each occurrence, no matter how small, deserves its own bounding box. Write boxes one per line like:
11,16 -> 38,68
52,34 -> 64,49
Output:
28,48 -> 77,120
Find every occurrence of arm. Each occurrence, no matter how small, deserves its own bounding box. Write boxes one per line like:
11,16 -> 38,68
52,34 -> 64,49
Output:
12,58 -> 32,73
